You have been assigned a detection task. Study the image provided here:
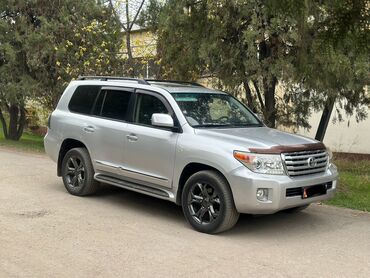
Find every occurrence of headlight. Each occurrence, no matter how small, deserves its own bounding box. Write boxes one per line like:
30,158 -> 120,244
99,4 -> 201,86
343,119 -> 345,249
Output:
233,151 -> 285,175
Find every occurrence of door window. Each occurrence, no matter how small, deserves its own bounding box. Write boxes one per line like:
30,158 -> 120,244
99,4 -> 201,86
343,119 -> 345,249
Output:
134,94 -> 169,126
68,85 -> 100,114
96,90 -> 132,121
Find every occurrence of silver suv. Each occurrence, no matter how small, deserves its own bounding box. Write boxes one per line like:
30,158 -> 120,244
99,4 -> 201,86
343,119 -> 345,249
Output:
44,76 -> 338,233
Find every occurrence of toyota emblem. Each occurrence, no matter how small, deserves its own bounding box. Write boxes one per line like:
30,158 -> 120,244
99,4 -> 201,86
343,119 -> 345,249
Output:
307,157 -> 317,168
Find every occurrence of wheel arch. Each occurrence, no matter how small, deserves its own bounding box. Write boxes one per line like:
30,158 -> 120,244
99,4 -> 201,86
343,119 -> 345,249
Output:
175,162 -> 229,205
57,138 -> 89,176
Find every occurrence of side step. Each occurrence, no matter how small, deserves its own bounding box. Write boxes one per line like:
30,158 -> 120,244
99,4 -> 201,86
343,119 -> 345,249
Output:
95,174 -> 170,199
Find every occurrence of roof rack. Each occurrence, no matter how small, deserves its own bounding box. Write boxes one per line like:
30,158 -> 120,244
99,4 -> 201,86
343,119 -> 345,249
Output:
77,76 -> 204,88
77,76 -> 149,85
145,79 -> 204,87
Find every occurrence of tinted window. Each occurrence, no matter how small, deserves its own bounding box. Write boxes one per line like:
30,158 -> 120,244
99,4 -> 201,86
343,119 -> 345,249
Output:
69,85 -> 100,114
134,94 -> 168,126
100,90 -> 132,121
92,91 -> 105,116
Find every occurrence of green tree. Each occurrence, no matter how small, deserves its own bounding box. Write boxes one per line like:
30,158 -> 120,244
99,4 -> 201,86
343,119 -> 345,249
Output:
108,0 -> 146,76
0,0 -> 123,140
148,0 -> 369,135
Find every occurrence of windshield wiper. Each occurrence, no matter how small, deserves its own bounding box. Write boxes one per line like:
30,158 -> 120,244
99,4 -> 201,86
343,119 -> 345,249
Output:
193,123 -> 263,128
193,123 -> 232,128
229,123 -> 263,127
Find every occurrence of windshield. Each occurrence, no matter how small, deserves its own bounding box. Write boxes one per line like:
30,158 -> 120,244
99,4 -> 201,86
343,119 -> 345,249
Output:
172,93 -> 262,128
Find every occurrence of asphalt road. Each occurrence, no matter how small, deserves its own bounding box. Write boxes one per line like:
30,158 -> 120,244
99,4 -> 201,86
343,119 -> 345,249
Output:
0,147 -> 369,278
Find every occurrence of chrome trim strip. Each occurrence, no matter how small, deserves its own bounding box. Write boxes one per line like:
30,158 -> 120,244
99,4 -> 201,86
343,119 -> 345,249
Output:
96,160 -> 120,169
94,174 -> 172,199
95,160 -> 168,181
119,166 -> 168,181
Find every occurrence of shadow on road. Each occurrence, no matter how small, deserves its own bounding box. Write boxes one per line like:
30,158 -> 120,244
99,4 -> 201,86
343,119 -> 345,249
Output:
54,183 -> 329,238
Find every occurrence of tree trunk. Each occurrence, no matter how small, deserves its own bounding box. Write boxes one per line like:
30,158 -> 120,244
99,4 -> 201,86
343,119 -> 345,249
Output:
242,81 -> 255,112
0,107 -> 8,138
263,76 -> 277,128
315,98 -> 335,142
125,0 -> 135,77
5,104 -> 26,141
125,31 -> 136,77
8,105 -> 19,140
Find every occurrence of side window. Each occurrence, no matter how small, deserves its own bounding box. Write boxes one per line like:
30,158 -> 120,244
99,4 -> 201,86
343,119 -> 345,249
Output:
68,85 -> 100,114
134,94 -> 169,126
100,90 -> 132,121
92,90 -> 106,116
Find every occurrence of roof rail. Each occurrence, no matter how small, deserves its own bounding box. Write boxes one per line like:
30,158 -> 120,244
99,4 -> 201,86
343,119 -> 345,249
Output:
145,79 -> 204,87
77,76 -> 149,85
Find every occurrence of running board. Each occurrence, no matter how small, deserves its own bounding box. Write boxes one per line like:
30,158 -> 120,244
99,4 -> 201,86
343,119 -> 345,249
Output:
95,174 -> 170,199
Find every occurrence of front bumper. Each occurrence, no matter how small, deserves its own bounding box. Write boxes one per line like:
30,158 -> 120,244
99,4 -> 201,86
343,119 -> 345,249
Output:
228,164 -> 338,214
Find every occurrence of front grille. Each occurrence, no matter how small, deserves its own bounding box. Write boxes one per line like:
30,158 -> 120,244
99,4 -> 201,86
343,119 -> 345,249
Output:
282,149 -> 328,177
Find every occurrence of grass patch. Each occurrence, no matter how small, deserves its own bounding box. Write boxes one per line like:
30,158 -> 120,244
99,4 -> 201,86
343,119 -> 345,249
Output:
325,158 -> 370,212
0,122 -> 44,152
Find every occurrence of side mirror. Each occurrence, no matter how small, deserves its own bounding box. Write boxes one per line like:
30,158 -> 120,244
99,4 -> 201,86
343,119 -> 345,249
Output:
151,113 -> 174,128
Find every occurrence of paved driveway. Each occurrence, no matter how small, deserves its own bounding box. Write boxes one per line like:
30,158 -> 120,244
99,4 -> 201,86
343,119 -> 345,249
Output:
0,148 -> 369,277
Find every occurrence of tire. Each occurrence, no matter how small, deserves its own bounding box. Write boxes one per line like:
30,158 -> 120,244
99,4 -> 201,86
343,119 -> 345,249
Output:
284,204 -> 310,213
61,147 -> 99,196
181,170 -> 239,234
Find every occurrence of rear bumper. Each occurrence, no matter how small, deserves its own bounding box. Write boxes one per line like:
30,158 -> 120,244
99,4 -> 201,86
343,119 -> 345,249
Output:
228,164 -> 338,214
44,129 -> 60,163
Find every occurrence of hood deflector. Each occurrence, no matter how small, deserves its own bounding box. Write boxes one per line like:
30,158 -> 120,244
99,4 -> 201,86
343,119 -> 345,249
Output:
248,142 -> 326,154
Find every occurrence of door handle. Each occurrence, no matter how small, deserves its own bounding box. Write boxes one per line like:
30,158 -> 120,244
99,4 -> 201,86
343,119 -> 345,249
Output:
83,126 -> 95,133
126,134 -> 138,142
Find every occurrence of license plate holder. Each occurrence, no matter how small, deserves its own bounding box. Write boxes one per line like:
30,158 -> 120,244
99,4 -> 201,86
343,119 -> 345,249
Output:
302,184 -> 327,199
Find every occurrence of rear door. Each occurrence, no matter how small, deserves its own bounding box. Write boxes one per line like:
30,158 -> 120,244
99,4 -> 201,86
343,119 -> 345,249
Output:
121,89 -> 180,188
86,86 -> 134,174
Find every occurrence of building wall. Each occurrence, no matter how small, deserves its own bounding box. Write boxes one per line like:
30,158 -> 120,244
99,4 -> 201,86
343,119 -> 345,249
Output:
296,108 -> 370,154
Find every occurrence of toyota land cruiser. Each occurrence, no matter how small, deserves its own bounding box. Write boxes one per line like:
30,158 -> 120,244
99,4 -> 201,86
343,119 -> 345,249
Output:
44,76 -> 338,233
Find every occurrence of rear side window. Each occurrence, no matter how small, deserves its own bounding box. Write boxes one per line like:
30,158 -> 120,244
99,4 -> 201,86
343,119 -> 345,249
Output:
98,90 -> 132,121
69,85 -> 100,114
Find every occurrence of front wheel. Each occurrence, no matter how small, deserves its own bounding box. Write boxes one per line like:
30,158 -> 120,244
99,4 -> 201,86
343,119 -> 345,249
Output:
181,170 -> 239,234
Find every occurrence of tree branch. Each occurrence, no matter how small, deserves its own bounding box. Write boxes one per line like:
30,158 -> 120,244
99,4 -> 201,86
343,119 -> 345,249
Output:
242,80 -> 255,111
252,80 -> 265,110
129,0 -> 146,30
108,0 -> 127,31
126,0 -> 130,30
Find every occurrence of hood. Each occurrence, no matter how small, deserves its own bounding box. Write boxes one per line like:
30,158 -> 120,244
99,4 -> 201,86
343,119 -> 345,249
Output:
194,127 -> 319,151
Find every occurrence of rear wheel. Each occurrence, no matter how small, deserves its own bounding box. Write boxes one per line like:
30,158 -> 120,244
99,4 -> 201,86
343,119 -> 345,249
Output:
181,170 -> 239,234
61,148 -> 99,196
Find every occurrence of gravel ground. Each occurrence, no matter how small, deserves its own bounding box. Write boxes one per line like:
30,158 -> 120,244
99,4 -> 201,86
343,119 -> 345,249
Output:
0,147 -> 369,278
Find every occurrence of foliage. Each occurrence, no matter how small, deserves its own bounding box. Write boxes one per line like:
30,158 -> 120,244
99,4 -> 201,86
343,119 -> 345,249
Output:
148,0 -> 370,130
108,0 -> 147,76
0,0 -> 123,140
28,0 -> 123,108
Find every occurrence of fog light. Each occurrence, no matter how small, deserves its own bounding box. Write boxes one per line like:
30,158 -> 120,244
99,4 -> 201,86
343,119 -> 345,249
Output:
256,188 -> 269,201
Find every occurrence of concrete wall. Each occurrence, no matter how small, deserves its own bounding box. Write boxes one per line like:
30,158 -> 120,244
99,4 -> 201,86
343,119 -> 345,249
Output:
296,108 -> 370,154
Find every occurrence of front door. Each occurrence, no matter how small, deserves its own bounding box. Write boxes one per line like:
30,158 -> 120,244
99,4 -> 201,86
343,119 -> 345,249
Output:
122,90 -> 179,188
